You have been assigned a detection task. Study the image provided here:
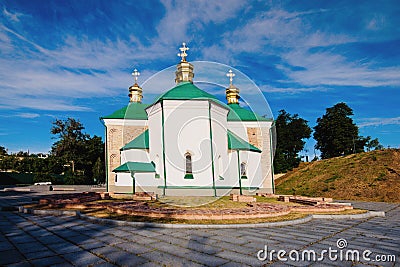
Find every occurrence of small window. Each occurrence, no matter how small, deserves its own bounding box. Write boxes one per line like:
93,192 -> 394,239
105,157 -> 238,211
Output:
115,174 -> 118,183
184,152 -> 194,179
185,153 -> 192,174
240,162 -> 247,179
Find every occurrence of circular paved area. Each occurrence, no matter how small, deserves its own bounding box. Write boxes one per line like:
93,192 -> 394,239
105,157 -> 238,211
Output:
0,189 -> 399,266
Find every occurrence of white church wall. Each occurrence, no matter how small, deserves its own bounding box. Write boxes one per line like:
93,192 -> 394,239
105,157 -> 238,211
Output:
239,150 -> 263,192
226,151 -> 240,187
146,102 -> 164,181
120,149 -> 149,164
210,102 -> 231,189
115,173 -> 133,187
135,173 -> 160,187
115,173 -> 160,191
163,100 -> 213,187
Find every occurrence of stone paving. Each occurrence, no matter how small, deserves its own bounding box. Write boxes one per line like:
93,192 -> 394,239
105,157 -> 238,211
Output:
0,191 -> 399,266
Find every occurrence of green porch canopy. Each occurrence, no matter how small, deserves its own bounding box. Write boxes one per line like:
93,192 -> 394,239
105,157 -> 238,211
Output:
113,161 -> 156,173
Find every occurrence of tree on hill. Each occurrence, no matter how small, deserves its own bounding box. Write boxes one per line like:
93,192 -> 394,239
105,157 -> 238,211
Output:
273,110 -> 312,173
51,118 -> 104,184
313,102 -> 369,159
365,136 -> 383,151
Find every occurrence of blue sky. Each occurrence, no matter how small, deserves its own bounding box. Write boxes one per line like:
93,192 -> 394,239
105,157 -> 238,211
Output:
1,0 -> 399,157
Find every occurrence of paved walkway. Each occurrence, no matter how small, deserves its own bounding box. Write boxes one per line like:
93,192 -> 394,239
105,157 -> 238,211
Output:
0,191 -> 399,266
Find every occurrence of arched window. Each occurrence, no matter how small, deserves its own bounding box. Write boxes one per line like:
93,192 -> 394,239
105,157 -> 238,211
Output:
240,162 -> 247,179
185,153 -> 192,174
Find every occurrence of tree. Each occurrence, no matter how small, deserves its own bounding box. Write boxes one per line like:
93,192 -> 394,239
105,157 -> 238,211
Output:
0,146 -> 7,156
314,102 -> 360,159
51,118 -> 104,184
273,110 -> 312,173
92,157 -> 105,184
365,137 -> 382,151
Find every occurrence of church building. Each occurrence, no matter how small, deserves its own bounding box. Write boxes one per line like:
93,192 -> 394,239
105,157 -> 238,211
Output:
101,43 -> 275,196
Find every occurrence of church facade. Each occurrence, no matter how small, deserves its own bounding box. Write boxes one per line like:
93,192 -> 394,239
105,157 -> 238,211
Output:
101,44 -> 275,196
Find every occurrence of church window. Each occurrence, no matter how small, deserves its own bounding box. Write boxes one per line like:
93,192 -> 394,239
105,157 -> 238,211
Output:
240,162 -> 247,179
184,152 -> 194,179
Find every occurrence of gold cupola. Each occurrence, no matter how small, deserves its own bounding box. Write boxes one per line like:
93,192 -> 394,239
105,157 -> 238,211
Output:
225,69 -> 240,104
128,68 -> 143,103
175,42 -> 194,84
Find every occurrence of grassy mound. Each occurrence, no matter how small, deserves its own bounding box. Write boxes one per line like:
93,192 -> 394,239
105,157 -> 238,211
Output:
275,149 -> 400,202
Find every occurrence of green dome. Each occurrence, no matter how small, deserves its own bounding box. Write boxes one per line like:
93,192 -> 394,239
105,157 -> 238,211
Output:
101,102 -> 149,120
227,103 -> 272,122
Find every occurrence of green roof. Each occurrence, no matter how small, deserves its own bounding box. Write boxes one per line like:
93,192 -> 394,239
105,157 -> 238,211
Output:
227,130 -> 261,153
101,102 -> 149,120
121,130 -> 149,151
113,161 -> 156,173
227,103 -> 272,122
153,82 -> 223,104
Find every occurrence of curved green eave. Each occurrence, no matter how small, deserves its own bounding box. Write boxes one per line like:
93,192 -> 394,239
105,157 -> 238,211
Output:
228,130 -> 261,153
153,81 -> 222,104
227,103 -> 272,122
121,130 -> 149,150
101,102 -> 149,120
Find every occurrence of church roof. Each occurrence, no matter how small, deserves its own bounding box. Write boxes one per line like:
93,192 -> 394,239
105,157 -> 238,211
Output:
227,130 -> 261,153
227,103 -> 272,122
113,161 -> 155,173
101,102 -> 149,120
120,130 -> 149,151
153,81 -> 223,104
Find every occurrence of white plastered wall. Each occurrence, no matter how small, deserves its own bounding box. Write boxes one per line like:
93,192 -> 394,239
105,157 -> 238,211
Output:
162,100 -> 213,187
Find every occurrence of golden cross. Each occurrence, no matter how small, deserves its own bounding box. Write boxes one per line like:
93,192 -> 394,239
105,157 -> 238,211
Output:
132,68 -> 140,83
177,42 -> 189,62
226,69 -> 235,85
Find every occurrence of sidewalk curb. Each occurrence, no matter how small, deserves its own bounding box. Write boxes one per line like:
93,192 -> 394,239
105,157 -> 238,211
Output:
16,207 -> 385,229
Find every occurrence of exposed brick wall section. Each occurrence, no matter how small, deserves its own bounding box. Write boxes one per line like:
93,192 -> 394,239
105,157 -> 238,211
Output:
247,127 -> 261,148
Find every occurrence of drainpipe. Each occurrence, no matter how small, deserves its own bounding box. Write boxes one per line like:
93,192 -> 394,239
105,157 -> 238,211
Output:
237,150 -> 242,195
208,101 -> 217,197
161,101 -> 167,196
99,118 -> 108,192
130,172 -> 135,194
269,126 -> 275,194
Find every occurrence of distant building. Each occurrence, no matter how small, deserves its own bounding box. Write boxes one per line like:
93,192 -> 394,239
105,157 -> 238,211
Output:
101,44 -> 274,196
37,153 -> 49,159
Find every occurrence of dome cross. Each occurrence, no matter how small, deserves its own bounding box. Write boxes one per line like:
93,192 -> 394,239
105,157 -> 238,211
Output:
226,69 -> 235,86
132,68 -> 140,84
177,42 -> 189,62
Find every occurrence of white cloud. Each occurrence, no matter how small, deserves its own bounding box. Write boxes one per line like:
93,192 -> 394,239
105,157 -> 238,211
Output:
212,6 -> 400,89
2,7 -> 23,22
1,2 -> 399,114
156,0 -> 246,46
260,85 -> 329,93
281,50 -> 400,87
15,113 -> 40,118
358,117 -> 400,128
